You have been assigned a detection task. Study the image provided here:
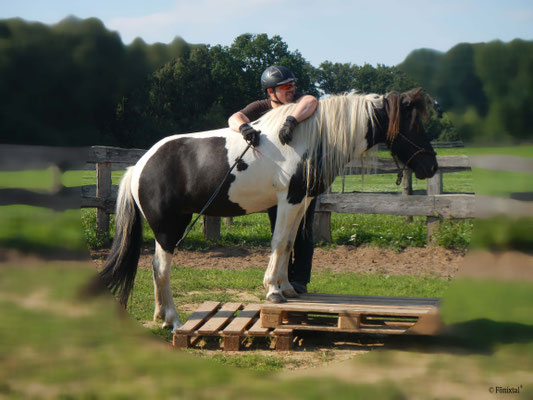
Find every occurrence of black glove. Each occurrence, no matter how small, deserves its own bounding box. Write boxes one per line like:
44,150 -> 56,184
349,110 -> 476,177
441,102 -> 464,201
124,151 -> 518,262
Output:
239,123 -> 260,147
278,116 -> 298,145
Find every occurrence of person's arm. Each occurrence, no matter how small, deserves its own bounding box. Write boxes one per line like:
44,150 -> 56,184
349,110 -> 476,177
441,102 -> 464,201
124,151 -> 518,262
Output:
291,95 -> 318,122
228,111 -> 260,147
228,111 -> 251,132
279,95 -> 319,145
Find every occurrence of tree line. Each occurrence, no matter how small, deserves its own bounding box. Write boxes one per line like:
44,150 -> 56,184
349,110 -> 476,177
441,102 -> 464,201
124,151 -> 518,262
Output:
0,16 -> 529,147
399,40 -> 533,143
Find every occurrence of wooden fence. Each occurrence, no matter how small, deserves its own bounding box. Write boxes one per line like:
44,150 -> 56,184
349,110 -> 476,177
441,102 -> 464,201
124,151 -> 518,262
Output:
1,144 -> 532,246
81,146 -> 476,243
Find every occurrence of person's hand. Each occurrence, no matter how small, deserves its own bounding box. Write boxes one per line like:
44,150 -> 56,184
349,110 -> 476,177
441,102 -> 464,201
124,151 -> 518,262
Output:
278,116 -> 298,145
239,123 -> 260,147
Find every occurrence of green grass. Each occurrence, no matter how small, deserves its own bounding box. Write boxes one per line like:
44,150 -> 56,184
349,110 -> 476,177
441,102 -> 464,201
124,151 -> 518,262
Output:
127,265 -> 452,344
80,207 -> 473,252
2,144 -> 533,397
441,278 -> 533,326
473,168 -> 532,197
0,264 -> 420,399
459,144 -> 533,157
0,205 -> 87,253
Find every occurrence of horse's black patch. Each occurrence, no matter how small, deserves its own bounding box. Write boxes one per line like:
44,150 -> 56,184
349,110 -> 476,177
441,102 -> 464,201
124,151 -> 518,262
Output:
287,150 -> 326,205
236,159 -> 248,171
138,137 -> 246,252
366,105 -> 388,147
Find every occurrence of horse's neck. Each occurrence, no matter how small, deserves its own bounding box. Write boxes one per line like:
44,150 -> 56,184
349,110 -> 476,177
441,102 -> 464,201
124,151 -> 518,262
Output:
366,101 -> 389,148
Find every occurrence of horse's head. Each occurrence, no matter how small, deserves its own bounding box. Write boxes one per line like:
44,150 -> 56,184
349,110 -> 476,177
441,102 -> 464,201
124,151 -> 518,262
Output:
382,88 -> 438,180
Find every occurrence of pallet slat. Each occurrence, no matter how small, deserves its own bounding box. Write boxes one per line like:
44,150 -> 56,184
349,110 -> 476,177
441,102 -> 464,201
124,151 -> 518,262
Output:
247,318 -> 269,335
175,301 -> 221,334
197,302 -> 242,335
223,304 -> 260,335
262,303 -> 435,316
294,293 -> 440,306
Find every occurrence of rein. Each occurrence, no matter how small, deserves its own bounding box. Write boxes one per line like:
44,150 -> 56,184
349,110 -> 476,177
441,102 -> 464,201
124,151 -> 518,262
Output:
389,132 -> 436,186
176,142 -> 253,248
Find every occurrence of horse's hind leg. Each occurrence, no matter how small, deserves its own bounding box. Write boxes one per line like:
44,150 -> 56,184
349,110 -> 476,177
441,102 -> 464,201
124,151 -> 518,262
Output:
152,213 -> 192,331
152,242 -> 181,329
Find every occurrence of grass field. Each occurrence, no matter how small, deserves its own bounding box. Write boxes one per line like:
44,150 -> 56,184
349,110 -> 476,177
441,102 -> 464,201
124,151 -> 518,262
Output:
1,262 -> 531,398
1,145 -> 532,398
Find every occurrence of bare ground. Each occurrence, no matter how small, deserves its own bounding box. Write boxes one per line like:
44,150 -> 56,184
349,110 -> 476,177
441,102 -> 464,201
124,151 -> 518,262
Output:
84,244 -> 467,370
90,244 -> 464,278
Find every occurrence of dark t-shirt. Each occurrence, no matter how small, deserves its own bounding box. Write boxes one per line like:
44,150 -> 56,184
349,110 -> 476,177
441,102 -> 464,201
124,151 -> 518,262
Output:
239,93 -> 305,122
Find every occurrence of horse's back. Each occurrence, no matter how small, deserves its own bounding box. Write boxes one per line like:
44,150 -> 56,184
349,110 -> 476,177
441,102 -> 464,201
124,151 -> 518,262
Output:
131,129 -> 283,219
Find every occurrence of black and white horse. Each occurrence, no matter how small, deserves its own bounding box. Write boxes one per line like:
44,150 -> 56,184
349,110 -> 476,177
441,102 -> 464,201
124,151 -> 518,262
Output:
99,88 -> 438,330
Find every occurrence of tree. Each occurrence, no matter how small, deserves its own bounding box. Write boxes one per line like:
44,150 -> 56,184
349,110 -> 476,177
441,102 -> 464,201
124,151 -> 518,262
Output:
314,61 -> 357,94
114,34 -> 318,148
229,33 -> 318,103
315,62 -> 418,95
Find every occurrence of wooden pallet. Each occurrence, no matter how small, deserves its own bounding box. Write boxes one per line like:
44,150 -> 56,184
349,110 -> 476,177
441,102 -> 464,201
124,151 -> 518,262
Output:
172,301 -> 293,351
260,293 -> 444,335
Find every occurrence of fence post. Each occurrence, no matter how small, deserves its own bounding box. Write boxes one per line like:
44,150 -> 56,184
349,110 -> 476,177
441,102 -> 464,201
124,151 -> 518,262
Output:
426,170 -> 443,243
203,216 -> 221,241
402,169 -> 413,195
96,162 -> 112,240
313,212 -> 332,243
223,217 -> 234,225
402,169 -> 413,222
313,198 -> 332,243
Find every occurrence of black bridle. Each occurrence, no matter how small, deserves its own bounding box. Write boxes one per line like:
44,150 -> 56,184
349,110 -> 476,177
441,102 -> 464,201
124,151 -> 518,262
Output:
388,131 -> 436,185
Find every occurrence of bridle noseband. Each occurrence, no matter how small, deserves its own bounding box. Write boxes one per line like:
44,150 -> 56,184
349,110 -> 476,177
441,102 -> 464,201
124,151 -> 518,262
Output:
388,131 -> 436,185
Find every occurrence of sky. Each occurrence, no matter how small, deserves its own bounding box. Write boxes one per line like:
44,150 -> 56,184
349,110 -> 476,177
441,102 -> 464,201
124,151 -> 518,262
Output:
2,0 -> 533,67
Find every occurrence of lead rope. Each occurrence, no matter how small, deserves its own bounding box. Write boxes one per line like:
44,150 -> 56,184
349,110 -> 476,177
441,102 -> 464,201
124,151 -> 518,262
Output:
176,142 -> 253,248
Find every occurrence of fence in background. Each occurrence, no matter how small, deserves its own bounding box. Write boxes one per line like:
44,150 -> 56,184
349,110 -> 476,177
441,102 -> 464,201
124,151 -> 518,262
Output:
2,144 -> 532,247
81,145 -> 476,243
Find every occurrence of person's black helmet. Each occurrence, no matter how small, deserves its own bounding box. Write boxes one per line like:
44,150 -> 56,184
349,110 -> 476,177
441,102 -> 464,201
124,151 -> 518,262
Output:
261,66 -> 296,90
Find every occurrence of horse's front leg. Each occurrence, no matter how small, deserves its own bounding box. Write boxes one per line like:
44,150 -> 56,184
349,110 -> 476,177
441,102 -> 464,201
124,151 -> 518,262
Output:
264,196 -> 306,303
152,242 -> 183,330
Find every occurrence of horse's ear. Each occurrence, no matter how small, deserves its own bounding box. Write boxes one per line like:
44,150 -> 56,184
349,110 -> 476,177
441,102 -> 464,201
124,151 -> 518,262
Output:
402,87 -> 423,106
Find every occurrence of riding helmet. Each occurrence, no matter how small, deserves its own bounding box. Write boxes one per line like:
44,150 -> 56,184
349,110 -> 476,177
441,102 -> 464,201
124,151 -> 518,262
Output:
261,66 -> 296,90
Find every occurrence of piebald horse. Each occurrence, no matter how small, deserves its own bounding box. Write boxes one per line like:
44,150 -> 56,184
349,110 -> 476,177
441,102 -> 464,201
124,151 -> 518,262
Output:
99,88 -> 438,330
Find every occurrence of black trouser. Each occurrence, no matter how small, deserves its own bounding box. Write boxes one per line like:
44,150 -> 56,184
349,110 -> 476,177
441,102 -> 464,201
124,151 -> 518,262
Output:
267,198 -> 316,286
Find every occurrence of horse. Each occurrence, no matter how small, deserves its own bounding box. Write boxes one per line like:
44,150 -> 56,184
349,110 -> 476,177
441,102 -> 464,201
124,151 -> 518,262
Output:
98,87 -> 438,331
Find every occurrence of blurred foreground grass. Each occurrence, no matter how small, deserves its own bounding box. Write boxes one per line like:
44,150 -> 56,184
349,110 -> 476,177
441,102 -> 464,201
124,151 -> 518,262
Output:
0,263 -> 408,399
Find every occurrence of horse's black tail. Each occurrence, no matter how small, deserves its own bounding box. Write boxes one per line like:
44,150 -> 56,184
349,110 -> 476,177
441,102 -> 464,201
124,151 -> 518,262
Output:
97,167 -> 143,306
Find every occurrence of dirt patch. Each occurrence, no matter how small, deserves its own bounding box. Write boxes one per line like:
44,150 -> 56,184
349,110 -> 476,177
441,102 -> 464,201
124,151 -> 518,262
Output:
90,244 -> 464,278
458,250 -> 533,281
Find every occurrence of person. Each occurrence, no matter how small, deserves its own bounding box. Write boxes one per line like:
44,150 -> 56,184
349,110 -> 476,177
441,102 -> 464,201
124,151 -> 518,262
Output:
228,65 -> 319,294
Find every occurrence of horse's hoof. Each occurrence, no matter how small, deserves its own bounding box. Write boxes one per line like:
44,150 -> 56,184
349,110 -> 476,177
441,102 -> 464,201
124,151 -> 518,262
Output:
282,289 -> 299,298
162,321 -> 174,330
267,293 -> 287,303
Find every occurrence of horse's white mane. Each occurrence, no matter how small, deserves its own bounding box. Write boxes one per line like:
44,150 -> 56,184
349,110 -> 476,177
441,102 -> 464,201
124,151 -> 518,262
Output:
255,93 -> 384,188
